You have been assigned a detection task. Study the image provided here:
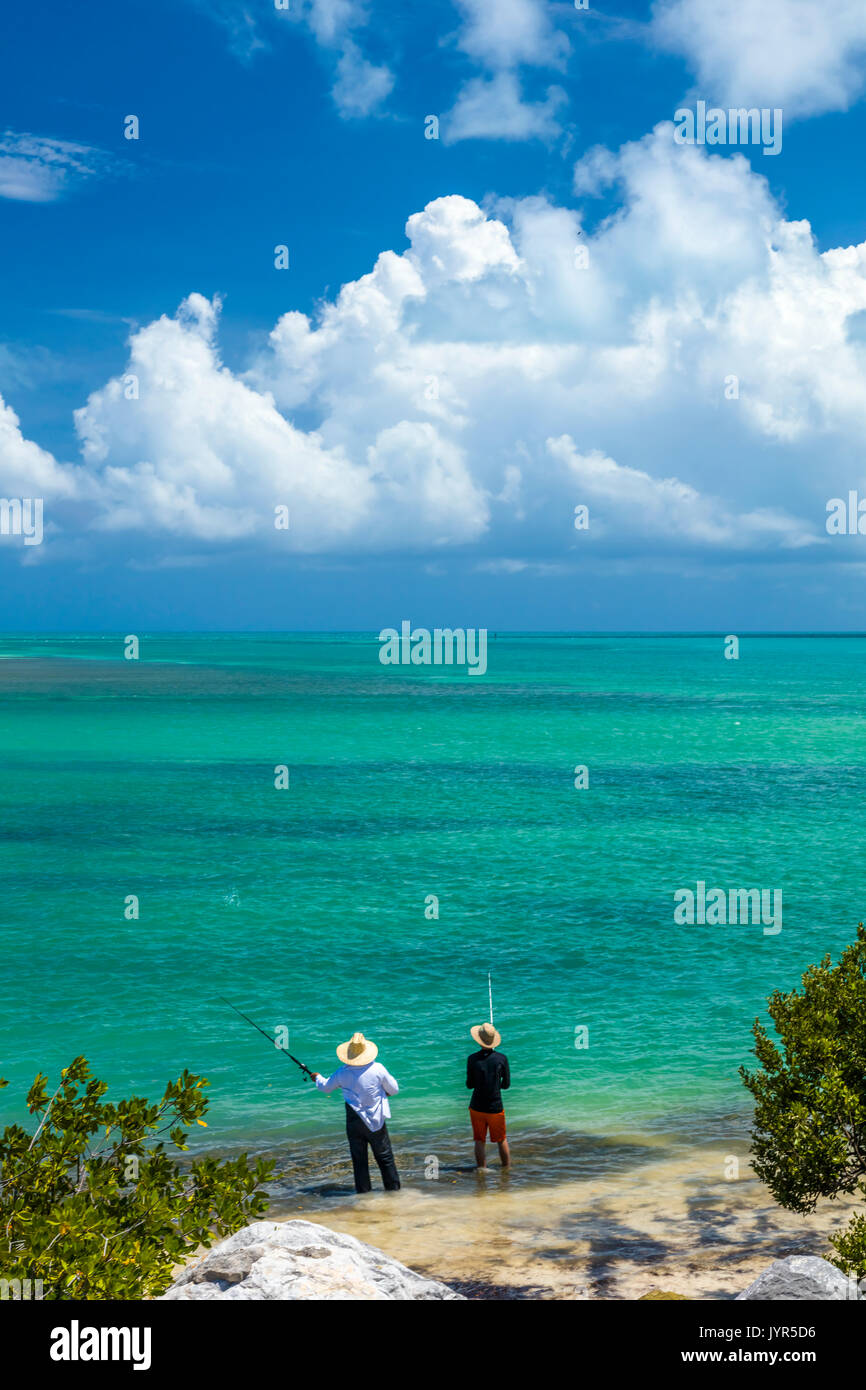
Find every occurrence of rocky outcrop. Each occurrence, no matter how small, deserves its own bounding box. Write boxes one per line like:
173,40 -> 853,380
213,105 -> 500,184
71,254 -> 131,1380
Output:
160,1220 -> 465,1301
735,1256 -> 859,1301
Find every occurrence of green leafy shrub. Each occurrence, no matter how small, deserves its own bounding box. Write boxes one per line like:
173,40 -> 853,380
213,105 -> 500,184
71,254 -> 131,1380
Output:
828,1211 -> 866,1280
0,1057 -> 273,1299
740,924 -> 866,1278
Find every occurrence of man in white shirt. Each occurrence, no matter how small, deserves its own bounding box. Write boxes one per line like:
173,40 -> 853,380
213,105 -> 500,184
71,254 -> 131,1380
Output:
312,1032 -> 401,1193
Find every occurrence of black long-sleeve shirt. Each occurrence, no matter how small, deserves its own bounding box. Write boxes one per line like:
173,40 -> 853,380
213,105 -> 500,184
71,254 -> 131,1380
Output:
466,1049 -> 510,1113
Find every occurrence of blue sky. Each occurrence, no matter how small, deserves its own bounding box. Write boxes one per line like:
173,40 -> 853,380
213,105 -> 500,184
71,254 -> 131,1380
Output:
3,0 -> 866,630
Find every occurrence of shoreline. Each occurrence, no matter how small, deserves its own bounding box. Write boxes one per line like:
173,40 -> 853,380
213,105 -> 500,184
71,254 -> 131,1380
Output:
266,1147 -> 858,1300
180,1121 -> 860,1300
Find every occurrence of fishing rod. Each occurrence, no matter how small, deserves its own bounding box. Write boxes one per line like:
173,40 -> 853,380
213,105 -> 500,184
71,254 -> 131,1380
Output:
220,998 -> 316,1082
488,971 -> 494,1025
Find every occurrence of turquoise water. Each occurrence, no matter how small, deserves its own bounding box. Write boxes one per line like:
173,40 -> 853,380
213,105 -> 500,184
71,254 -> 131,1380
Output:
0,633 -> 863,1172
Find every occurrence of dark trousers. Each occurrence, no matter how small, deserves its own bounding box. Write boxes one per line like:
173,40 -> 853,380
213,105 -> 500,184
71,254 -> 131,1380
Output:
345,1103 -> 400,1193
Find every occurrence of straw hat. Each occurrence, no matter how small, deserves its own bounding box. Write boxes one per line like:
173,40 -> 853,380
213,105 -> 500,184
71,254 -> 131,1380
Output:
336,1031 -> 378,1066
470,1021 -> 501,1049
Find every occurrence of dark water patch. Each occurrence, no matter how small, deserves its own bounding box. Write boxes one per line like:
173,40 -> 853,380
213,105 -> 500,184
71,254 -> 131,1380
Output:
3,761 -> 861,852
4,655 -> 866,720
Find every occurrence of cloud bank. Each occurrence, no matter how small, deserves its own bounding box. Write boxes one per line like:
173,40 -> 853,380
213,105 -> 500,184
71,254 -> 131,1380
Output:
6,126 -> 866,566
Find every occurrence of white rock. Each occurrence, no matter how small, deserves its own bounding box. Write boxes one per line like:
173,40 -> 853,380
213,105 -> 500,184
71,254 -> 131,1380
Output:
735,1255 -> 858,1301
160,1220 -> 464,1301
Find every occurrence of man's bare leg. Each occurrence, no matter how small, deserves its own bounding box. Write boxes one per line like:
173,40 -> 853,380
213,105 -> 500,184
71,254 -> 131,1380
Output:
497,1139 -> 510,1168
474,1140 -> 487,1169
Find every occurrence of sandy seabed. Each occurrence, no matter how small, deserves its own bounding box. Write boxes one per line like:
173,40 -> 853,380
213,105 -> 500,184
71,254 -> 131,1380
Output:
278,1139 -> 859,1300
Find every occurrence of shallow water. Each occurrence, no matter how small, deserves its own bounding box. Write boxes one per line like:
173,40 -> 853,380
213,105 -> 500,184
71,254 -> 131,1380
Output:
285,1142 -> 860,1301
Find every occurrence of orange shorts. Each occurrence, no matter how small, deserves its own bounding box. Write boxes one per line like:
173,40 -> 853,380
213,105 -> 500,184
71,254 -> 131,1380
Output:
470,1108 -> 506,1143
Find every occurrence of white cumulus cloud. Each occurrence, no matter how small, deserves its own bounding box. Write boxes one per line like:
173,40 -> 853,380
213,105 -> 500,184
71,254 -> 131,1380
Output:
445,0 -> 572,143
0,396 -> 80,498
445,72 -> 568,143
651,0 -> 866,117
547,436 -> 816,550
5,138 -> 866,569
453,0 -> 570,70
332,40 -> 394,117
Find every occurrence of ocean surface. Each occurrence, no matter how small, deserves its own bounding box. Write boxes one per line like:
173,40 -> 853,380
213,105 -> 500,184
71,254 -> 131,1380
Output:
0,633 -> 863,1195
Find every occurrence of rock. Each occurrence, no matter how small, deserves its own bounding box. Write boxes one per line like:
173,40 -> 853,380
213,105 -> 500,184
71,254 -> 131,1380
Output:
735,1256 -> 857,1301
160,1221 -> 465,1301
639,1291 -> 691,1300
195,1247 -> 266,1285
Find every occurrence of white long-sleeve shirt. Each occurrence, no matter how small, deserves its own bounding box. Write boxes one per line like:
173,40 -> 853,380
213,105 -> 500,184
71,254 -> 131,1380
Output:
315,1060 -> 399,1132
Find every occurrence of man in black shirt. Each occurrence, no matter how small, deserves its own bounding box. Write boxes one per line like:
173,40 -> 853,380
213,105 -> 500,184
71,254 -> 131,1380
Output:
466,1021 -> 511,1169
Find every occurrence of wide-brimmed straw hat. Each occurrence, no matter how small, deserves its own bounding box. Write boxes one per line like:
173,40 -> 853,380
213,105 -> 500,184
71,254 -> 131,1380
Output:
470,1021 -> 501,1049
336,1031 -> 378,1066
